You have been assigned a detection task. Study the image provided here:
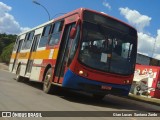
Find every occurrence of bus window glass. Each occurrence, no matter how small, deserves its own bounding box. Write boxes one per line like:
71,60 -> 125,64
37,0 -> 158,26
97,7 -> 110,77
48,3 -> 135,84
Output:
79,21 -> 137,75
53,21 -> 64,33
21,31 -> 34,50
25,31 -> 35,49
49,33 -> 61,46
22,34 -> 28,50
43,25 -> 51,36
13,37 -> 20,51
68,25 -> 80,66
39,24 -> 51,47
49,21 -> 64,46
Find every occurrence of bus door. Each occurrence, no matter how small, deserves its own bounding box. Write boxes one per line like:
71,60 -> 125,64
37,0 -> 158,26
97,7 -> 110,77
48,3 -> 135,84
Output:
54,22 -> 78,84
12,39 -> 23,71
25,34 -> 40,76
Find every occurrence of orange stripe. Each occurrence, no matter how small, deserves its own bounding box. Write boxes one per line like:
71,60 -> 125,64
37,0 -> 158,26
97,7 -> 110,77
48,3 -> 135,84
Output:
10,49 -> 59,60
11,53 -> 16,59
52,49 -> 59,59
18,52 -> 30,59
35,50 -> 51,59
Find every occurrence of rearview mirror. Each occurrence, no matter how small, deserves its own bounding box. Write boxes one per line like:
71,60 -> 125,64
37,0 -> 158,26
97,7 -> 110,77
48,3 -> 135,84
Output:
69,18 -> 80,39
69,27 -> 77,39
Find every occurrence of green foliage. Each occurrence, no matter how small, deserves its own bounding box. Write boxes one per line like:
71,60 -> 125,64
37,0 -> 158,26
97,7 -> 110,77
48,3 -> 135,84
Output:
1,43 -> 14,64
0,33 -> 17,63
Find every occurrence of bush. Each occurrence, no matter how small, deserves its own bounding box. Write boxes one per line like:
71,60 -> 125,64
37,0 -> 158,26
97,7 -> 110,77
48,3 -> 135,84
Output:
1,43 -> 14,64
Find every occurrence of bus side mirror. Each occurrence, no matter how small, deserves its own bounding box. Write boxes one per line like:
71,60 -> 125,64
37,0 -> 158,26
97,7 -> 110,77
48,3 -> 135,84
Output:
69,18 -> 80,39
70,27 -> 77,39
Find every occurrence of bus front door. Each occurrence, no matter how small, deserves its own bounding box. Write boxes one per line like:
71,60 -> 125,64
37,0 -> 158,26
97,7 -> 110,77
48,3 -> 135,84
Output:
54,23 -> 76,84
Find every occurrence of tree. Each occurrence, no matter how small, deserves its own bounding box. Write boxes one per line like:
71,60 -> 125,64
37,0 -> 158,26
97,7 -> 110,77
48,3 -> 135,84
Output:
0,33 -> 17,63
1,43 -> 14,64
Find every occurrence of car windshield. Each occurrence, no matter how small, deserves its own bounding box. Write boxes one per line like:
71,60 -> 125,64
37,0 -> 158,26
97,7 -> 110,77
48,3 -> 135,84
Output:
78,21 -> 137,75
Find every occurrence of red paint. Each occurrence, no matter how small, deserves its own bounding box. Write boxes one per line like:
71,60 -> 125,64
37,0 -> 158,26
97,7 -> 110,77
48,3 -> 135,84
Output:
59,77 -> 63,84
72,61 -> 133,85
54,77 -> 59,83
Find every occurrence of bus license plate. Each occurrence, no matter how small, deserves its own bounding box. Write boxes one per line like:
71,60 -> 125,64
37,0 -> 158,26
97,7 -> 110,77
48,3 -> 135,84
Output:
101,85 -> 112,90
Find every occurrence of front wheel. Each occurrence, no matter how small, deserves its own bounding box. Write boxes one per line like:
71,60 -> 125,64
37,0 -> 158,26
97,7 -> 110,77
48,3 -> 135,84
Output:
43,68 -> 54,94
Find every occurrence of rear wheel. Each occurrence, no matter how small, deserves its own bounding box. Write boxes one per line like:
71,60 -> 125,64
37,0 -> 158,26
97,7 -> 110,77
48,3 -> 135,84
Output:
16,65 -> 22,82
43,68 -> 54,94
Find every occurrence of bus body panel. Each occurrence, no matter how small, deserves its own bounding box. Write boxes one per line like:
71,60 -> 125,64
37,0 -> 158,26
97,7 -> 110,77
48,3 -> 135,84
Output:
30,59 -> 43,81
9,8 -> 137,97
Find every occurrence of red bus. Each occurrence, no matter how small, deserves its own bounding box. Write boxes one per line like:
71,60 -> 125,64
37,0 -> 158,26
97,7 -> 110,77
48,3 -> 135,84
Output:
9,8 -> 137,99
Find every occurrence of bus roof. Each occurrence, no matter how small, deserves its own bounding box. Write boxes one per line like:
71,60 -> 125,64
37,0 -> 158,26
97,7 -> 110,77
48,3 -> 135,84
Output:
18,8 -> 136,36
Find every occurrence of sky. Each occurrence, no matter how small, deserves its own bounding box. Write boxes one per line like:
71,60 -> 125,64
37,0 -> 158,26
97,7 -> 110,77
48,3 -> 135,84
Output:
0,0 -> 160,59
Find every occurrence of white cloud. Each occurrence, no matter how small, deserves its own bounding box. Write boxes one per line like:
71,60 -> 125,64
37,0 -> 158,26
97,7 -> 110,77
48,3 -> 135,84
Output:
137,30 -> 160,59
119,7 -> 160,59
137,32 -> 155,56
102,1 -> 111,10
153,29 -> 160,59
0,2 -> 30,34
119,7 -> 151,32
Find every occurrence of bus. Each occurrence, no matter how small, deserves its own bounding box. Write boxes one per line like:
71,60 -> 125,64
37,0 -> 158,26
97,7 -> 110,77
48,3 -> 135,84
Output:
9,8 -> 137,99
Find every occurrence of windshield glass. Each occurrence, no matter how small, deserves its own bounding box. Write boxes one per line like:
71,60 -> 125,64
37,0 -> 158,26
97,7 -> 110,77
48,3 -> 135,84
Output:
78,22 -> 137,75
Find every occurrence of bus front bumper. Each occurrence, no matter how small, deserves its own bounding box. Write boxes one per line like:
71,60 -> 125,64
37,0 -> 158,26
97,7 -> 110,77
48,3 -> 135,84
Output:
62,69 -> 131,96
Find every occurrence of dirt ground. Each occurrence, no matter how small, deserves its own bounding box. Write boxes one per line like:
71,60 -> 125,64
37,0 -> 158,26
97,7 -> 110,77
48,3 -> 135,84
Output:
0,63 -> 9,70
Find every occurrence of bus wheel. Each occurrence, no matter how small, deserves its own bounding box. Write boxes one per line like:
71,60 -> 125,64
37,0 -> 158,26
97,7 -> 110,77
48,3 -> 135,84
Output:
136,86 -> 141,91
16,65 -> 22,82
43,68 -> 54,94
92,94 -> 105,100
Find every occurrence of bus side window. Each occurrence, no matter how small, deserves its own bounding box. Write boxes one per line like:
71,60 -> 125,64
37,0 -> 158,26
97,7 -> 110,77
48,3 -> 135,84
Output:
22,31 -> 35,50
13,37 -> 20,51
22,34 -> 28,50
38,24 -> 51,47
49,20 -> 64,46
13,39 -> 23,53
25,31 -> 35,49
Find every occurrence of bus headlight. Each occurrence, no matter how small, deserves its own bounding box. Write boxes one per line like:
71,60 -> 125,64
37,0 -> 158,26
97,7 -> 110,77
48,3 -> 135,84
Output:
124,80 -> 130,84
79,70 -> 84,75
78,70 -> 88,77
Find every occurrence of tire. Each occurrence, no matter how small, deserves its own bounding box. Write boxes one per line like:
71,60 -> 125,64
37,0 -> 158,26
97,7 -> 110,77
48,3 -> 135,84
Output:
16,65 -> 22,82
43,68 -> 54,94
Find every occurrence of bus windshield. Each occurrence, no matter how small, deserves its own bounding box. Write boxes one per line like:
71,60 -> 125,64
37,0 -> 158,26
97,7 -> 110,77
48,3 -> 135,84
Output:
78,21 -> 137,75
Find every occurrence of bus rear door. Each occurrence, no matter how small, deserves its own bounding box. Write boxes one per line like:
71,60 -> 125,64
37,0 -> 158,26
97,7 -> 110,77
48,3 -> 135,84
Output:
11,39 -> 23,72
25,34 -> 41,77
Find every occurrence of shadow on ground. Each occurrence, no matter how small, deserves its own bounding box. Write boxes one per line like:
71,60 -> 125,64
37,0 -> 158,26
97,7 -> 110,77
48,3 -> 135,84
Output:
14,77 -> 159,111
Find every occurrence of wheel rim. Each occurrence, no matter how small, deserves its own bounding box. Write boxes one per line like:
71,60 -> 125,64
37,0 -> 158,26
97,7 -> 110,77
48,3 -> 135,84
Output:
44,73 -> 51,89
